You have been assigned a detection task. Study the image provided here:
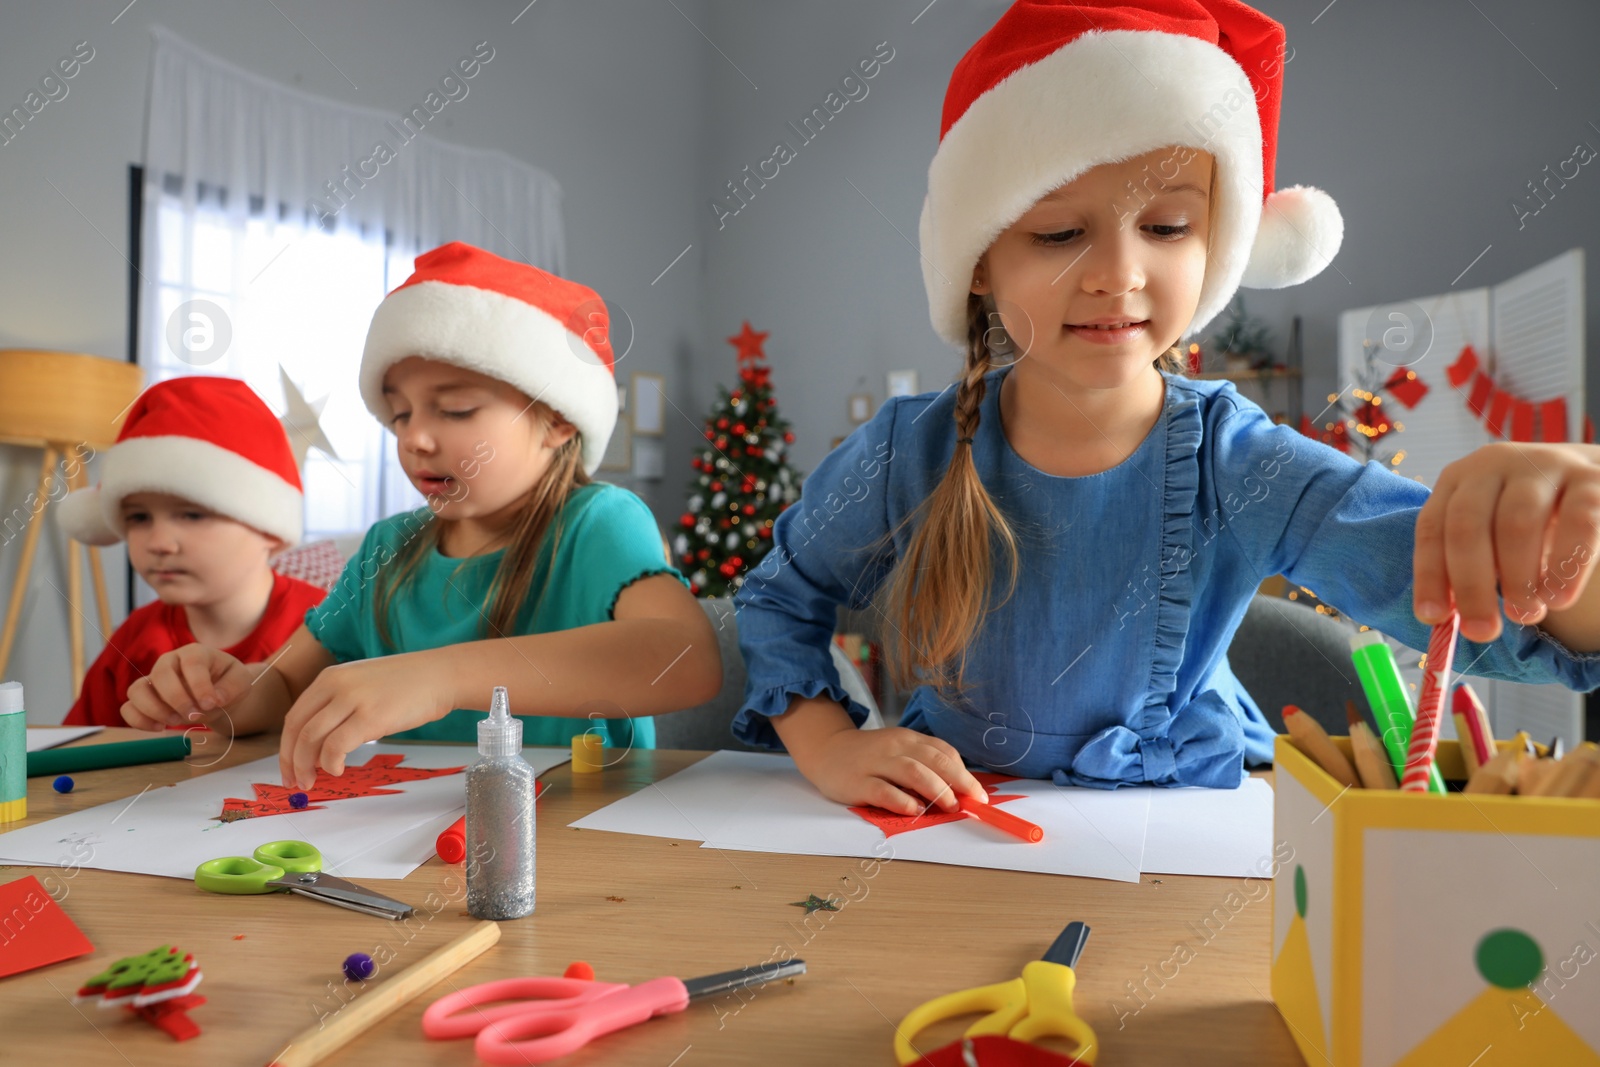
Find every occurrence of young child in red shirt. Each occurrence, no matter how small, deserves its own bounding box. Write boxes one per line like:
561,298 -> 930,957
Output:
59,376 -> 326,727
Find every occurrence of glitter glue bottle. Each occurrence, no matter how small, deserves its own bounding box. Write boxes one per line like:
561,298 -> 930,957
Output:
466,685 -> 535,920
1,682 -> 26,823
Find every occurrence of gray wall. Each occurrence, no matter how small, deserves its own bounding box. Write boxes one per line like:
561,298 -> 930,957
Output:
3,0 -> 1598,722
700,0 -> 1600,473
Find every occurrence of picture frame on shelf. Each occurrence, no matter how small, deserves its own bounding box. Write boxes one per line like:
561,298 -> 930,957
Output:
848,393 -> 873,424
886,369 -> 919,398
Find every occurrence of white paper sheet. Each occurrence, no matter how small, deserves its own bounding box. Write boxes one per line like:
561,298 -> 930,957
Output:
0,743 -> 571,881
571,751 -> 1157,882
25,726 -> 104,752
1138,779 -> 1275,877
573,751 -> 1277,881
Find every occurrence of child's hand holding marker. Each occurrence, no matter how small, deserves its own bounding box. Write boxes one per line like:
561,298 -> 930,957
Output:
775,694 -> 987,816
1412,443 -> 1600,647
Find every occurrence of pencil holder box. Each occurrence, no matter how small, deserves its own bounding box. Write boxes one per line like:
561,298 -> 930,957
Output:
1271,735 -> 1600,1066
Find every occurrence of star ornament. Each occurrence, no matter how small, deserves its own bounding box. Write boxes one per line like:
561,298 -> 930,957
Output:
727,321 -> 769,364
789,893 -> 841,915
279,366 -> 338,469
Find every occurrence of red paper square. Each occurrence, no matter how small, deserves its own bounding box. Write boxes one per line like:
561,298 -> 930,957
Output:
1539,398 -> 1569,442
0,875 -> 95,979
1383,368 -> 1429,409
1510,400 -> 1536,442
1467,372 -> 1494,418
1484,389 -> 1514,437
1447,344 -> 1481,389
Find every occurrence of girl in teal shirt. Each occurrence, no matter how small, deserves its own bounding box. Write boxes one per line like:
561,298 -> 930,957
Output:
123,242 -> 721,789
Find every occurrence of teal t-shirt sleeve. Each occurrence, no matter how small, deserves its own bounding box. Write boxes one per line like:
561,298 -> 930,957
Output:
567,484 -> 687,621
303,521 -> 384,663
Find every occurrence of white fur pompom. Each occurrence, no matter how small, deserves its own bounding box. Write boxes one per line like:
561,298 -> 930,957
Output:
56,486 -> 121,546
1240,185 -> 1344,289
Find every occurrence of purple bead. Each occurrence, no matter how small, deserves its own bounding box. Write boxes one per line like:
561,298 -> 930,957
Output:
289,792 -> 309,809
342,952 -> 375,981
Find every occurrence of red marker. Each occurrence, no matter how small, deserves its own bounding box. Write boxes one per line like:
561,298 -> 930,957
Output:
1402,615 -> 1459,792
957,795 -> 1043,843
436,816 -> 466,863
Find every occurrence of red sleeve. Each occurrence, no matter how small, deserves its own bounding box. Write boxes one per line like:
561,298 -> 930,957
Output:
63,637 -> 140,727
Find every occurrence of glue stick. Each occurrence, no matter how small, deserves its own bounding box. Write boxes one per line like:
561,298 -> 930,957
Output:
1,681 -> 26,822
466,686 -> 536,920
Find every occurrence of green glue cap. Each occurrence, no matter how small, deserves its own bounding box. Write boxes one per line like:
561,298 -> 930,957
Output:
477,685 -> 522,758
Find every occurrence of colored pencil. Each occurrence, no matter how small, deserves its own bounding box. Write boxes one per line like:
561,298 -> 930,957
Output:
1531,742 -> 1600,798
1463,749 -> 1522,795
1282,705 -> 1360,789
1346,702 -> 1398,790
957,795 -> 1043,843
1400,615 -> 1458,792
1450,683 -> 1495,775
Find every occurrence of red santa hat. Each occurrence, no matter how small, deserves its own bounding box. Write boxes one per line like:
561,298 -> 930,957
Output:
57,376 -> 304,547
919,0 -> 1344,347
360,242 -> 618,476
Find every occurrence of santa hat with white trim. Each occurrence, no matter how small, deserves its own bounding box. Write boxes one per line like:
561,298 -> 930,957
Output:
919,0 -> 1344,347
360,242 -> 618,476
56,376 -> 304,547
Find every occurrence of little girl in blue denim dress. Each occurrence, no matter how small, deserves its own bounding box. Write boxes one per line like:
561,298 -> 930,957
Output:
732,0 -> 1600,815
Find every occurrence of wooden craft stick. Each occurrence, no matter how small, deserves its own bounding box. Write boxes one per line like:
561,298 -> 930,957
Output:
1532,742 -> 1600,798
1346,703 -> 1398,790
266,921 -> 500,1067
1282,705 -> 1359,788
1463,749 -> 1522,795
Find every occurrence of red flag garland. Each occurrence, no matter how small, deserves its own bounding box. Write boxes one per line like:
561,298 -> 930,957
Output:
1446,344 -> 1573,443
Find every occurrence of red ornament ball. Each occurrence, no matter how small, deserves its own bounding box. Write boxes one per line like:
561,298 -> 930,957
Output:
679,513 -> 694,528
742,504 -> 755,516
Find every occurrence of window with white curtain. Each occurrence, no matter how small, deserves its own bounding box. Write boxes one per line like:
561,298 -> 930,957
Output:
134,25 -> 566,607
145,179 -> 424,544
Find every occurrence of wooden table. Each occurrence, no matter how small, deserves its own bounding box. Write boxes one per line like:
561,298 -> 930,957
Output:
3,729 -> 1303,1065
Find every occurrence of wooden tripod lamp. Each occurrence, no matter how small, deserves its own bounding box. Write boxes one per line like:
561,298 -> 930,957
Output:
0,349 -> 143,696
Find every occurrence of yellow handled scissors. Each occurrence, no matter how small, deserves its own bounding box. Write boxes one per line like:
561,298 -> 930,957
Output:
895,921 -> 1097,1065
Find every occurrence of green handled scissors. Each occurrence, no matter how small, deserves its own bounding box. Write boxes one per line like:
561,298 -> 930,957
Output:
194,840 -> 414,921
894,920 -> 1097,1065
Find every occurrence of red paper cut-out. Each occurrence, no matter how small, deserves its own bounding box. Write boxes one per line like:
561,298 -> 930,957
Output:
1383,368 -> 1429,409
215,753 -> 464,822
850,772 -> 1025,839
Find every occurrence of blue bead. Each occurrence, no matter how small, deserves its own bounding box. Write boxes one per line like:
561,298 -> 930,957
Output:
342,953 -> 375,981
52,776 -> 74,794
289,792 -> 309,809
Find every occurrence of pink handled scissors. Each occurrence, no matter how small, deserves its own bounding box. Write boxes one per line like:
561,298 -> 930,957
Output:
422,958 -> 806,1064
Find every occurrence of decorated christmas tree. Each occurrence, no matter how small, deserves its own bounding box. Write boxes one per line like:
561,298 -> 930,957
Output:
674,321 -> 803,597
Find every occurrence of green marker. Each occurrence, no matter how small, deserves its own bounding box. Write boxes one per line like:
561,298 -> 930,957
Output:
1348,631 -> 1446,794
